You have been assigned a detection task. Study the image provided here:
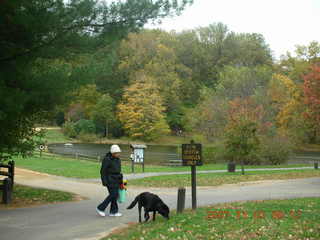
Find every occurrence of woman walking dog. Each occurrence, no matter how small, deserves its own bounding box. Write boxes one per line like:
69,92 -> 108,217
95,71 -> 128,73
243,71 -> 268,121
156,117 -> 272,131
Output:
96,144 -> 123,217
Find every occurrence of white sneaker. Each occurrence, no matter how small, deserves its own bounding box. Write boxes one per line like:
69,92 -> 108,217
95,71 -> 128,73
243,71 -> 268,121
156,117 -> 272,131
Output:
96,208 -> 105,217
109,212 -> 122,217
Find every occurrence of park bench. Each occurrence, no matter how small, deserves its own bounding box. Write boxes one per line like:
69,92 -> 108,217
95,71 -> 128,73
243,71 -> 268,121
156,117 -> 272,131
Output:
0,161 -> 15,204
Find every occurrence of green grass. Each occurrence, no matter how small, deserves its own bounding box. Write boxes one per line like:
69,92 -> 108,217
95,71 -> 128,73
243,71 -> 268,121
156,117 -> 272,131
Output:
13,154 -> 314,179
129,169 -> 320,188
14,155 -> 101,178
103,197 -> 320,240
0,184 -> 75,209
36,128 -> 72,144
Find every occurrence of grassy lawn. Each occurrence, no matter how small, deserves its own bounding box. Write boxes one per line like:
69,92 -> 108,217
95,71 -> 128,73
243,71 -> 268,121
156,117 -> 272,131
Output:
40,128 -> 72,143
13,154 -> 314,179
14,155 -> 101,178
0,184 -> 75,209
103,197 -> 320,240
129,169 -> 320,188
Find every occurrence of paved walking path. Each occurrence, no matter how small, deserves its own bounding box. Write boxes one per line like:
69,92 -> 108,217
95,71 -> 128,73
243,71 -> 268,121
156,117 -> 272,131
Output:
113,166 -> 315,180
0,168 -> 319,240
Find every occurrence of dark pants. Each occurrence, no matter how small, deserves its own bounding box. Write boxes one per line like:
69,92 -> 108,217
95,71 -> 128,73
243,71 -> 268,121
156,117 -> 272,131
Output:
97,186 -> 119,214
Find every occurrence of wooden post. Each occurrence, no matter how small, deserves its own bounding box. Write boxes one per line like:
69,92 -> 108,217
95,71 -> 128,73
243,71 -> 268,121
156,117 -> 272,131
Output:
9,161 -> 14,189
131,159 -> 134,173
177,187 -> 186,214
142,161 -> 145,172
182,140 -> 201,211
191,165 -> 197,210
2,178 -> 12,204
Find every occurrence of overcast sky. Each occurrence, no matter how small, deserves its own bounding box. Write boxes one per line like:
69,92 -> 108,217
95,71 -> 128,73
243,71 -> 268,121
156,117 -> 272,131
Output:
147,0 -> 320,59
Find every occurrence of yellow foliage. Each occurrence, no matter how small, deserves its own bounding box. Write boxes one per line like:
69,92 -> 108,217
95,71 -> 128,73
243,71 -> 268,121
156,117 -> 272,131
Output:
268,74 -> 304,135
117,72 -> 170,140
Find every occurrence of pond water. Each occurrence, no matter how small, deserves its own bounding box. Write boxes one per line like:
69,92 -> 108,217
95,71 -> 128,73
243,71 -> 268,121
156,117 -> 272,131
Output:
47,143 -> 320,165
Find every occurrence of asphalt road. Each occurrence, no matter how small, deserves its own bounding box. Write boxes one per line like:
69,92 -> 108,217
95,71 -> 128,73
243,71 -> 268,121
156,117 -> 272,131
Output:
0,168 -> 319,240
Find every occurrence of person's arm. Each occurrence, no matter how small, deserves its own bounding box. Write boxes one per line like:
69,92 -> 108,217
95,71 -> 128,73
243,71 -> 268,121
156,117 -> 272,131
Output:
118,158 -> 123,184
100,156 -> 110,186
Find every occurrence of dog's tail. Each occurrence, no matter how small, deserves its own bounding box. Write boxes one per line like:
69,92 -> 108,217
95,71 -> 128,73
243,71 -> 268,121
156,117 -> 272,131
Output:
126,196 -> 139,209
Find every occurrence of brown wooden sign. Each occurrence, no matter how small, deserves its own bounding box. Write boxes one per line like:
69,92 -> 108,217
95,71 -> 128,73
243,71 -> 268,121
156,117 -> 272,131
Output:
182,143 -> 202,166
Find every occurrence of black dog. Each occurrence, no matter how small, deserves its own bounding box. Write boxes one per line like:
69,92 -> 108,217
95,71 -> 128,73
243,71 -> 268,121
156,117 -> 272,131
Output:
127,192 -> 170,222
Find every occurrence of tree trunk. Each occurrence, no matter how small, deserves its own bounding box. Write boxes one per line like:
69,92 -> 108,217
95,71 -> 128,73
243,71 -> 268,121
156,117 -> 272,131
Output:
241,159 -> 245,175
105,120 -> 108,138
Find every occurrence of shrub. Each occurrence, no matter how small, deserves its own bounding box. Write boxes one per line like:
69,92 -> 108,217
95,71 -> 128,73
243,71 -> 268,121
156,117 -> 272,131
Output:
202,146 -> 217,164
225,120 -> 261,165
77,133 -> 97,143
62,121 -> 77,138
260,136 -> 292,165
74,119 -> 96,135
202,141 -> 228,164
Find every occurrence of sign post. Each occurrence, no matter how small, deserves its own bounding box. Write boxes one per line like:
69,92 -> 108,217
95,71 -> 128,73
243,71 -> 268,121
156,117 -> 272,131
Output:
182,140 -> 202,210
130,144 -> 147,173
39,145 -> 45,157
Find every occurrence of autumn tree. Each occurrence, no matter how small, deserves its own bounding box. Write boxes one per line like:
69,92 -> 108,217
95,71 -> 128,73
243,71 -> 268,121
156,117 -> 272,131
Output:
191,65 -> 272,141
117,72 -> 170,141
303,65 -> 320,143
117,30 -> 194,131
267,74 -> 306,142
190,92 -> 229,141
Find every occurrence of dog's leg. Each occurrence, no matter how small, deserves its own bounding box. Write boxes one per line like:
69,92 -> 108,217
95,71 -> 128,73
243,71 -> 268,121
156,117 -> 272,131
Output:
152,211 -> 156,221
144,210 -> 150,222
138,203 -> 142,223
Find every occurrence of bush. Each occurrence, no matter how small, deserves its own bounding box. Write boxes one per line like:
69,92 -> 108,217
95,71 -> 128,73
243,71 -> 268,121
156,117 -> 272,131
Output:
243,150 -> 262,165
202,141 -> 228,164
224,121 -> 261,165
62,121 -> 77,138
202,146 -> 216,164
260,136 -> 292,165
77,133 -> 97,143
74,119 -> 96,135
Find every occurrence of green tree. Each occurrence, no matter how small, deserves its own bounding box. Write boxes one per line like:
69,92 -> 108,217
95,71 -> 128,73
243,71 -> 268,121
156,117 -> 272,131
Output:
70,84 -> 102,119
225,120 -> 260,175
92,94 -> 115,138
277,41 -> 320,83
225,98 -> 264,174
176,23 -> 272,88
0,0 -> 192,159
215,66 -> 272,99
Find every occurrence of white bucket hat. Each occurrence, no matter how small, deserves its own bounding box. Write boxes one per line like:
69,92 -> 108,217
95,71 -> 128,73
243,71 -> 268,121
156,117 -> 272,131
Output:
110,144 -> 121,153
